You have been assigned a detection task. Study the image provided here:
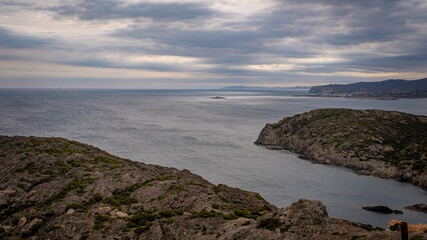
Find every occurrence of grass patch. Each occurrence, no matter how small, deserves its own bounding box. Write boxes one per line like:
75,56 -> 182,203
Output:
213,185 -> 224,193
186,181 -> 207,188
151,195 -> 165,201
93,214 -> 110,230
191,209 -> 238,220
15,162 -> 39,174
255,193 -> 264,201
280,225 -> 290,232
242,220 -> 251,226
359,224 -> 384,231
103,193 -> 138,207
88,156 -> 123,165
43,178 -> 98,205
126,209 -> 183,236
257,218 -> 281,231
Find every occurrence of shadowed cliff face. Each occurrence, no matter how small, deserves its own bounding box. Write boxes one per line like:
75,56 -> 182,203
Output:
0,136 -> 422,239
255,108 -> 427,190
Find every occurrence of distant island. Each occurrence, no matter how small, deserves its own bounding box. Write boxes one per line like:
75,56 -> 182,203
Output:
308,78 -> 427,99
255,109 -> 427,190
221,86 -> 311,90
1,135 -> 422,239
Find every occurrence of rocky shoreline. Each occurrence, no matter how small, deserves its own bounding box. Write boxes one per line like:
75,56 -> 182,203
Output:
1,135 -> 424,239
255,108 -> 427,190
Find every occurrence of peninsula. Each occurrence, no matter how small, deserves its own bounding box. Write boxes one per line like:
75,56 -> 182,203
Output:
308,78 -> 427,99
255,108 -> 427,189
0,135 -> 420,239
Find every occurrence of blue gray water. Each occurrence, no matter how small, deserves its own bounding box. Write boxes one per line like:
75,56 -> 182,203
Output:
0,89 -> 426,227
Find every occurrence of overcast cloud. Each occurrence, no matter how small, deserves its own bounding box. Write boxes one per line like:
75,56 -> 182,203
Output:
0,0 -> 426,88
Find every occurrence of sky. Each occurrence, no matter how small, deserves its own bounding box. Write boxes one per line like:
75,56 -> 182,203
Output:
0,0 -> 426,89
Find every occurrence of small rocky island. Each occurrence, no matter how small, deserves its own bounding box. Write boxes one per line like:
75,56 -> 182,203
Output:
308,78 -> 427,99
0,136 -> 422,239
255,108 -> 427,189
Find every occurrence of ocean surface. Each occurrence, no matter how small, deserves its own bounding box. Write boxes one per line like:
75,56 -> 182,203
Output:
0,89 -> 426,227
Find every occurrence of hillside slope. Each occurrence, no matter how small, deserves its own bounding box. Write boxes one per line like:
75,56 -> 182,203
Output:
0,136 -> 415,239
308,78 -> 427,99
255,109 -> 427,189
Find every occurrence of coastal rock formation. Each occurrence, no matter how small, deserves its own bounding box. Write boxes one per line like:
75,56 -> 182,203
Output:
254,108 -> 427,189
362,206 -> 403,214
388,220 -> 427,232
405,204 -> 427,214
0,135 -> 422,239
210,96 -> 226,99
308,78 -> 427,99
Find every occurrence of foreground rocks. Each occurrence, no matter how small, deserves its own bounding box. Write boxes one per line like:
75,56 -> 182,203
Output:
388,220 -> 427,232
255,108 -> 427,189
0,135 -> 425,239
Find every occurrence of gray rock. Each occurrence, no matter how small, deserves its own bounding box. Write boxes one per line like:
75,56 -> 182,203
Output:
404,203 -> 427,213
255,109 -> 427,190
18,217 -> 27,228
0,135 -> 424,240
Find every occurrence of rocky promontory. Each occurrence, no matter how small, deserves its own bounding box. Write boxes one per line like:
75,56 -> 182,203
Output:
1,135 -> 422,239
308,78 -> 427,99
405,204 -> 427,214
255,108 -> 427,189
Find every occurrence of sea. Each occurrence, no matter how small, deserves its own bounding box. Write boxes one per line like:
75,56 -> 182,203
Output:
0,89 -> 426,228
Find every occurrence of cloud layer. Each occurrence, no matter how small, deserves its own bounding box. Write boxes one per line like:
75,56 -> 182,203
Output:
0,0 -> 426,88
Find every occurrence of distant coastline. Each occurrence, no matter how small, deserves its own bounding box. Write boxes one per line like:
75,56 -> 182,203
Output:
221,86 -> 311,90
305,78 -> 427,99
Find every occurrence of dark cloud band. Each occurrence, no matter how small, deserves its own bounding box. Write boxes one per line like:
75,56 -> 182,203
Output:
48,0 -> 215,21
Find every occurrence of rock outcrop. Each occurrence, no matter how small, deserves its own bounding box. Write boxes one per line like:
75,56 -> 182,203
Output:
255,108 -> 427,189
362,206 -> 403,214
0,135 -> 425,239
388,220 -> 427,232
405,204 -> 427,214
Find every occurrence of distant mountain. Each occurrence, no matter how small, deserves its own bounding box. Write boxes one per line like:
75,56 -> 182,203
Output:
221,86 -> 311,90
308,78 -> 427,99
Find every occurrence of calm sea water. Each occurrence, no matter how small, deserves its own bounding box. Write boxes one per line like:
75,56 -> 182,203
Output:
0,89 -> 426,227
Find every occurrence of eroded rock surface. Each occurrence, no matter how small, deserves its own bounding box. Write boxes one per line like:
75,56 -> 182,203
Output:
0,135 -> 424,239
255,108 -> 427,189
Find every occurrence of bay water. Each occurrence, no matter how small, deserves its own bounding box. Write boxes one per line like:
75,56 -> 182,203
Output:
0,89 -> 425,227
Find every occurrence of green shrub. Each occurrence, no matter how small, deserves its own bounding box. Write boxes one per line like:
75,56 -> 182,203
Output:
93,214 -> 110,230
242,220 -> 251,226
213,186 -> 223,193
255,193 -> 264,201
257,218 -> 281,231
280,225 -> 290,232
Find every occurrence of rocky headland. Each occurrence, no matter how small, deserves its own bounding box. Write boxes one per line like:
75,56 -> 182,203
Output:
255,108 -> 427,190
307,78 -> 427,99
1,135 -> 423,239
405,204 -> 427,214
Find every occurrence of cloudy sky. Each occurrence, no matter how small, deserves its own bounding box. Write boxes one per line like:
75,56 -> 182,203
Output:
1,0 -> 426,88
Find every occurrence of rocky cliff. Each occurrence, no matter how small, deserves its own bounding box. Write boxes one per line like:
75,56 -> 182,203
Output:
308,78 -> 427,99
0,135 -> 420,239
255,108 -> 427,189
